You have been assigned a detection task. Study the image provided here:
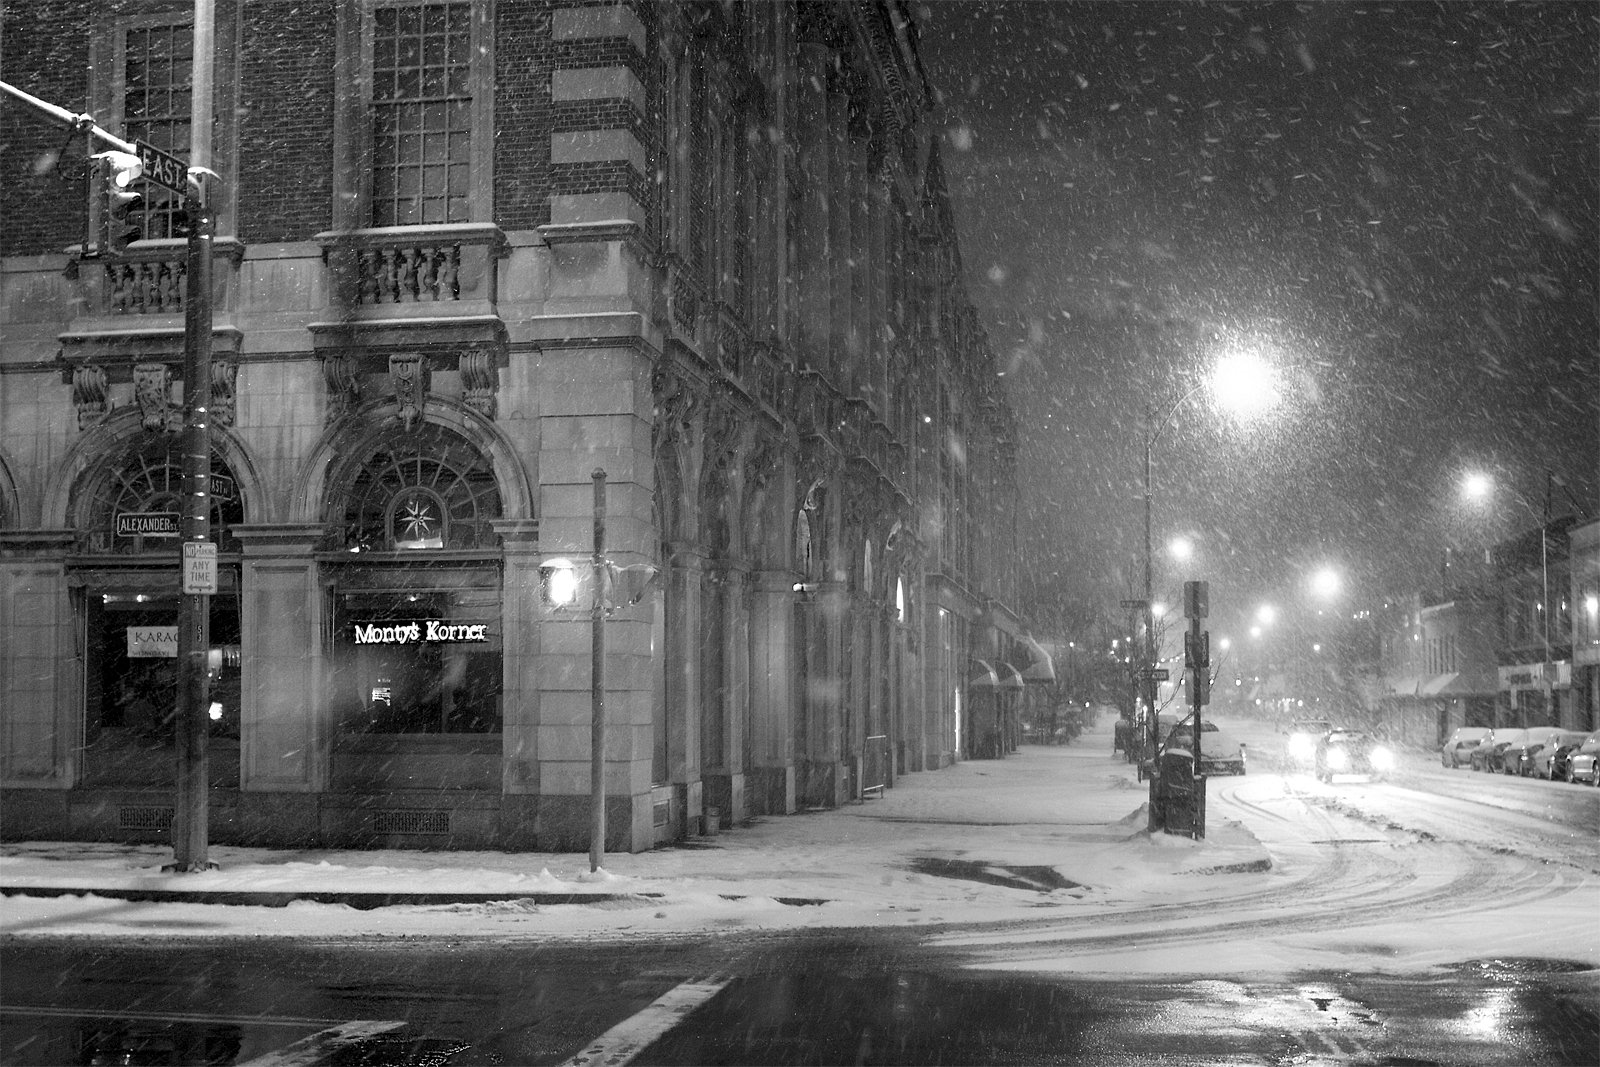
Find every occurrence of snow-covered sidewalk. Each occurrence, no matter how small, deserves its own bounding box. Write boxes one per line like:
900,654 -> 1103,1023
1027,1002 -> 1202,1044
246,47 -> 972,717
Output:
1,726 -> 1272,940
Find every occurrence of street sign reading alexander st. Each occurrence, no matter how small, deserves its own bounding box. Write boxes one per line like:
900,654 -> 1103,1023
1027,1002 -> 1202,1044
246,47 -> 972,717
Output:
1138,667 -> 1170,681
135,139 -> 188,195
117,511 -> 180,537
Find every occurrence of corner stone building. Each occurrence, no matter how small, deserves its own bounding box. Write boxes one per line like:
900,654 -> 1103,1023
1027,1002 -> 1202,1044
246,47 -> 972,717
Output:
1,0 -> 1036,852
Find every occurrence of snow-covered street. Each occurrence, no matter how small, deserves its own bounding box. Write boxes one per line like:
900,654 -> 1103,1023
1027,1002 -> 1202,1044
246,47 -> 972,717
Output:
5,717 -> 1596,981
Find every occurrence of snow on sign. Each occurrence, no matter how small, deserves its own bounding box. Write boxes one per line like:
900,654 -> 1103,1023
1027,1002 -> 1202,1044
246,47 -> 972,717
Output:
181,541 -> 218,595
135,140 -> 188,195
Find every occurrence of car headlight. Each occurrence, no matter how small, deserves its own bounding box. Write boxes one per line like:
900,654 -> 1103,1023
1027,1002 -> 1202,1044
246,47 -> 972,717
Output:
1371,746 -> 1395,771
1327,748 -> 1348,771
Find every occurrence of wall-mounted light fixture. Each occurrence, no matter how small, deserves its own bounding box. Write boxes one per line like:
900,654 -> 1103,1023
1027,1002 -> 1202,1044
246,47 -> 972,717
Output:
541,558 -> 581,608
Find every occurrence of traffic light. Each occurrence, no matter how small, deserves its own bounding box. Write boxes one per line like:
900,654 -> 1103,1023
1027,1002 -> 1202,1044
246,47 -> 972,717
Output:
94,151 -> 144,256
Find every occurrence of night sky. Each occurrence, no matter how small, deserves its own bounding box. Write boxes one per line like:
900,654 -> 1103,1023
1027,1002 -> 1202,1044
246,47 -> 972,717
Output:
918,0 -> 1598,640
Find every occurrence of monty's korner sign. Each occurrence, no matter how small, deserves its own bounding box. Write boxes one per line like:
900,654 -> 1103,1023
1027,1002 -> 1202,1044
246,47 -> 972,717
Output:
353,621 -> 489,645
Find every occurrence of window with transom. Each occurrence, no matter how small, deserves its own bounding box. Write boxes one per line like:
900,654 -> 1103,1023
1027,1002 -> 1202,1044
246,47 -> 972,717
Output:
118,16 -> 192,240
335,0 -> 491,230
333,425 -> 502,552
74,435 -> 245,555
371,2 -> 473,226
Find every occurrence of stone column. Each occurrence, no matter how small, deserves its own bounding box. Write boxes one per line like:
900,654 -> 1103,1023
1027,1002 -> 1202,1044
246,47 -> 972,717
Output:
665,541 -> 706,832
0,531 -> 78,791
703,563 -> 750,827
796,43 -> 834,378
233,524 -> 326,841
828,79 -> 853,390
748,569 -> 796,814
800,578 -> 850,807
493,518 -> 541,844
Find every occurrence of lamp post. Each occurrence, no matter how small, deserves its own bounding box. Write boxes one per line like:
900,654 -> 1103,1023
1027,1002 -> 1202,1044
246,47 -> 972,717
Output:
1140,351 -> 1279,772
1462,472 -> 1554,727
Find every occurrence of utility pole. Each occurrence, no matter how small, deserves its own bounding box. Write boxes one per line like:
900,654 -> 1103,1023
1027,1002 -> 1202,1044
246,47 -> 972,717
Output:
170,0 -> 218,872
590,469 -> 607,873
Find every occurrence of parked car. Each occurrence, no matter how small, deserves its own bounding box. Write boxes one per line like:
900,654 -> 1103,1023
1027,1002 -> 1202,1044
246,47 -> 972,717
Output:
1439,726 -> 1492,769
1469,728 -> 1529,773
1315,729 -> 1394,783
1563,733 -> 1600,785
1544,732 -> 1597,781
1161,718 -> 1248,776
1285,718 -> 1335,767
1518,729 -> 1590,779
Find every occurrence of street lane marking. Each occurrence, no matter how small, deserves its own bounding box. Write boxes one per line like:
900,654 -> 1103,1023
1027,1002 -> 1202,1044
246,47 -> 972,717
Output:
559,976 -> 731,1067
234,1020 -> 408,1067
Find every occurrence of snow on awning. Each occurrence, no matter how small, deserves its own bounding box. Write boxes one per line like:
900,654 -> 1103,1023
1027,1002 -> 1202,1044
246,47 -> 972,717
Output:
1384,676 -> 1422,698
1021,637 -> 1055,683
969,659 -> 1000,690
997,663 -> 1026,691
1420,673 -> 1493,697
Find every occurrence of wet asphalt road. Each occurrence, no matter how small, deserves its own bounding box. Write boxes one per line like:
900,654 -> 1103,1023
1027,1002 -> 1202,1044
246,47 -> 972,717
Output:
3,934 -> 1597,1065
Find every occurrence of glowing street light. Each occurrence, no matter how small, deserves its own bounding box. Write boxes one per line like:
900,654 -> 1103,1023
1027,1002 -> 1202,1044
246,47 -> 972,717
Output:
1310,565 -> 1341,600
1209,349 -> 1280,420
1138,347 -> 1280,788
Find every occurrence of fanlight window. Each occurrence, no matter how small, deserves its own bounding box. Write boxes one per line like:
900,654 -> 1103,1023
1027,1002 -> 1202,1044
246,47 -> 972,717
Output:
77,436 -> 244,554
336,426 -> 501,551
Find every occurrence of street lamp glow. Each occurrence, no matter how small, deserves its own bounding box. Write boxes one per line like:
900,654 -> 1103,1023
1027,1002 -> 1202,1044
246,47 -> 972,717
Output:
1168,536 -> 1194,561
1256,604 -> 1277,626
1311,566 -> 1341,599
1461,471 -> 1492,502
1209,349 -> 1279,419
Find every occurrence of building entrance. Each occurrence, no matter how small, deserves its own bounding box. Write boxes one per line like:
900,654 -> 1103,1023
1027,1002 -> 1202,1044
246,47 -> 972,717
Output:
80,584 -> 240,789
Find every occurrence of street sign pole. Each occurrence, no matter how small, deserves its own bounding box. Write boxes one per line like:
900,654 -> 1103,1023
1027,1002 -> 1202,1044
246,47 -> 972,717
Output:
169,0 -> 217,872
1184,581 -> 1209,840
590,469 -> 607,874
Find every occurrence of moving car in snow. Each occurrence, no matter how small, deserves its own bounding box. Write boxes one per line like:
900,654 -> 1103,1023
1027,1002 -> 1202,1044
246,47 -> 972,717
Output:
1161,717 -> 1247,776
1563,733 -> 1600,785
1314,729 -> 1394,784
1469,728 -> 1529,773
1439,726 -> 1491,769
1516,728 -> 1590,779
1285,718 -> 1334,768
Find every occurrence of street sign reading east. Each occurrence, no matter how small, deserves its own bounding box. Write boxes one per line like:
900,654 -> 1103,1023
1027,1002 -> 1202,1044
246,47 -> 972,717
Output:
135,140 -> 189,195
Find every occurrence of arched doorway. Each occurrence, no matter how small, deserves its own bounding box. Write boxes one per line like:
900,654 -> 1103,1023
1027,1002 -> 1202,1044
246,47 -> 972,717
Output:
69,433 -> 248,789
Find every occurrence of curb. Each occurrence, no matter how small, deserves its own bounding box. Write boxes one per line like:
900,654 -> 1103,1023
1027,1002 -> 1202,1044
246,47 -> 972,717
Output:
0,886 -> 660,910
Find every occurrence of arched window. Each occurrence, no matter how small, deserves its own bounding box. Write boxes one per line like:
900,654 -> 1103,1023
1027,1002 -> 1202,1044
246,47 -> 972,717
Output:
75,434 -> 246,554
332,424 -> 501,552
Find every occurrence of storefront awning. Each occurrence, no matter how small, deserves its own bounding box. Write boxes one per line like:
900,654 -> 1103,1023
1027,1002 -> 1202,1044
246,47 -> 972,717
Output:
1020,636 -> 1055,683
1419,672 -> 1494,697
1384,675 -> 1422,698
997,662 -> 1026,691
969,659 -> 1000,690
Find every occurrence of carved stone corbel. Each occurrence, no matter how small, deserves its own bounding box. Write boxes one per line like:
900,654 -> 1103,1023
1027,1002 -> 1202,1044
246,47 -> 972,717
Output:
460,348 -> 497,419
133,362 -> 178,433
388,352 -> 429,431
72,364 -> 110,431
210,359 -> 237,428
321,350 -> 360,423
